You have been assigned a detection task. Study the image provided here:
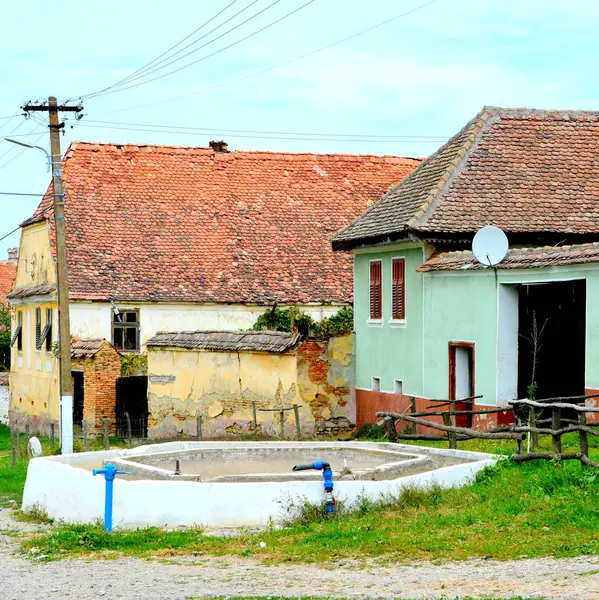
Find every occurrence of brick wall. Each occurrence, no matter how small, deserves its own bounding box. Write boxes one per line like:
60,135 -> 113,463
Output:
72,342 -> 121,431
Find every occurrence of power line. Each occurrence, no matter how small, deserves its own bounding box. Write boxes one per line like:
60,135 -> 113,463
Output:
0,119 -> 30,161
99,0 -> 256,93
112,0 -> 441,114
0,191 -> 48,197
76,122 -> 444,143
0,128 -> 45,171
86,0 -> 316,101
0,225 -> 21,243
81,118 -> 448,139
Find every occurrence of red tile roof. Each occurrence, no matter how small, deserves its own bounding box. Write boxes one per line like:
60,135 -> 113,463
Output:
25,143 -> 419,304
0,262 -> 17,305
333,107 -> 599,249
418,243 -> 599,272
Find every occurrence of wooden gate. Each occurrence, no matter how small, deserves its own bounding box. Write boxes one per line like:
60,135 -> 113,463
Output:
115,376 -> 148,438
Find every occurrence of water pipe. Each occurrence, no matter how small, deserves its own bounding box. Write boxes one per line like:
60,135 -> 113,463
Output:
292,460 -> 336,513
92,462 -> 130,533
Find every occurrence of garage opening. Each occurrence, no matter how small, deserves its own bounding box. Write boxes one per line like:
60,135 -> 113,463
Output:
517,280 -> 586,400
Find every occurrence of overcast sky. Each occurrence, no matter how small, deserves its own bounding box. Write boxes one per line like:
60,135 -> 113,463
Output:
0,0 -> 597,256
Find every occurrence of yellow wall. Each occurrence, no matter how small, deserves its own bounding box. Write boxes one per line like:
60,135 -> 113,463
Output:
9,223 -> 59,432
10,301 -> 59,431
147,335 -> 356,440
14,222 -> 56,289
147,348 -> 299,439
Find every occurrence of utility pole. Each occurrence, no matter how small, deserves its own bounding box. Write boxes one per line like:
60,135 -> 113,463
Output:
22,97 -> 83,454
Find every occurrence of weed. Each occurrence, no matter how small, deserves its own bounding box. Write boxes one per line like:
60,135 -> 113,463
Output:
13,504 -> 54,525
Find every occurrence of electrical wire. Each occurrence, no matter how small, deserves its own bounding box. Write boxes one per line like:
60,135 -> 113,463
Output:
0,119 -> 31,161
95,0 -> 255,94
81,118 -> 448,140
0,191 -> 48,197
76,122 -> 445,143
85,0 -> 316,101
0,225 -> 21,243
112,0 -> 442,113
0,128 -> 45,171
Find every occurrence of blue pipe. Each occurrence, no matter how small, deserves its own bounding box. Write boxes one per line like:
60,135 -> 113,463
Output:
92,463 -> 130,533
292,460 -> 336,513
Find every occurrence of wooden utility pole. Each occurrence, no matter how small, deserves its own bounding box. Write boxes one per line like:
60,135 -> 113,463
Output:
22,97 -> 83,454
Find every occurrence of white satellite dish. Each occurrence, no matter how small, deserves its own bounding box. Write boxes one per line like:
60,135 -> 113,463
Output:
472,225 -> 509,267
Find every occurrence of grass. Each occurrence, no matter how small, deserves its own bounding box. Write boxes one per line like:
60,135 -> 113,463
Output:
5,422 -> 599,566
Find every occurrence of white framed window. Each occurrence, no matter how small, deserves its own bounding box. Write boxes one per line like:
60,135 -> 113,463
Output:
372,376 -> 381,391
394,379 -> 403,394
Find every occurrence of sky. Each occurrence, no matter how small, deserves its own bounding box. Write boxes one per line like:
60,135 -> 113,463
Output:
0,0 -> 597,256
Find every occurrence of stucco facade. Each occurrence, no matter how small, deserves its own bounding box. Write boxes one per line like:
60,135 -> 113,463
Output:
353,241 -> 599,427
147,334 -> 355,439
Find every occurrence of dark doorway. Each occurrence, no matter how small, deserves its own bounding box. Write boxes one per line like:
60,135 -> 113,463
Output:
449,342 -> 475,427
72,370 -> 84,429
115,376 -> 148,438
518,280 -> 586,400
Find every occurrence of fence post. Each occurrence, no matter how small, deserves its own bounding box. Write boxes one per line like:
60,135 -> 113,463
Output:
279,409 -> 285,440
529,406 -> 539,449
82,420 -> 89,452
50,422 -> 55,449
252,401 -> 258,441
551,407 -> 562,457
102,418 -> 109,450
15,428 -> 21,460
579,411 -> 589,465
25,424 -> 30,447
409,397 -> 417,434
125,412 -> 132,448
293,404 -> 301,440
196,414 -> 203,441
448,401 -> 457,450
10,428 -> 16,467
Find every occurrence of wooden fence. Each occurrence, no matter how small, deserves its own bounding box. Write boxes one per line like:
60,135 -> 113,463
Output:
377,392 -> 599,466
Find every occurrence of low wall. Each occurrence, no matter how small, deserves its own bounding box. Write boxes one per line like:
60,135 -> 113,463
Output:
147,334 -> 355,440
22,441 -> 496,528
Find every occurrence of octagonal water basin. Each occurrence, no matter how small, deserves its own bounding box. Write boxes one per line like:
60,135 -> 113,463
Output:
22,441 -> 496,529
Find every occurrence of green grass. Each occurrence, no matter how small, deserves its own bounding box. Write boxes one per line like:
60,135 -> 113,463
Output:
19,453 -> 599,563
6,422 -> 599,566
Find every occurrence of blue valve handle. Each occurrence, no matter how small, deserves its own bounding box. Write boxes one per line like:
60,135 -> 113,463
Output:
93,463 -> 130,532
292,460 -> 336,514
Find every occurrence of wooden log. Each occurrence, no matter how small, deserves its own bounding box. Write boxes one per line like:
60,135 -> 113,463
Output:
427,395 -> 482,409
383,416 -> 398,443
510,424 -> 599,437
125,412 -> 132,448
50,422 -> 55,448
293,404 -> 301,440
409,396 -> 417,434
579,412 -> 589,465
196,414 -> 203,441
376,411 -> 523,440
409,407 -> 513,418
279,409 -> 285,440
580,454 -> 599,469
552,407 -> 562,456
529,406 -> 538,449
512,452 -> 582,463
510,399 -> 599,412
10,428 -> 16,467
449,401 -> 457,450
252,402 -> 258,441
396,434 -> 469,441
82,420 -> 89,452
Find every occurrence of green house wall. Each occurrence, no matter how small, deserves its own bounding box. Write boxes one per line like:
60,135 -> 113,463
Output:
353,243 -> 599,408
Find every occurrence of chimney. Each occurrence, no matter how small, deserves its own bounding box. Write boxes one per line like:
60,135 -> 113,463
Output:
209,140 -> 229,153
7,248 -> 18,263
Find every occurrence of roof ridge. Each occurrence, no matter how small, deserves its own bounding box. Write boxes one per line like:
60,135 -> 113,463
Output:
64,141 -> 422,162
407,107 -> 493,229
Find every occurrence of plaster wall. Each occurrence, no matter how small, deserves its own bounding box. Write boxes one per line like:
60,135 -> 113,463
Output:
22,441 -> 496,528
353,245 -> 425,395
14,222 -> 56,289
147,335 -> 355,439
70,302 -> 345,350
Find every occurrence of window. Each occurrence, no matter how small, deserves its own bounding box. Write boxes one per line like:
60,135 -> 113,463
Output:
372,377 -> 381,391
369,261 -> 382,320
35,308 -> 41,350
394,379 -> 403,394
392,258 -> 406,320
112,310 -> 139,351
11,311 -> 23,350
38,308 -> 53,352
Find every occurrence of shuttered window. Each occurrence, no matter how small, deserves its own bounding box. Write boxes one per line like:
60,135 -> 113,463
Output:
369,261 -> 382,319
392,258 -> 406,320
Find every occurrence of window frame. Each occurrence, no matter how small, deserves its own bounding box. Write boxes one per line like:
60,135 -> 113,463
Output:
390,257 -> 406,324
112,309 -> 140,352
11,311 -> 23,351
368,259 -> 383,324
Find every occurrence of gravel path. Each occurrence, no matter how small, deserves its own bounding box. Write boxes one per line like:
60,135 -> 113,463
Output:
2,510 -> 599,599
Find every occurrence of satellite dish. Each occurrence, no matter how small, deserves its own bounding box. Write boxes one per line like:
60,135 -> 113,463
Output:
472,226 -> 508,267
